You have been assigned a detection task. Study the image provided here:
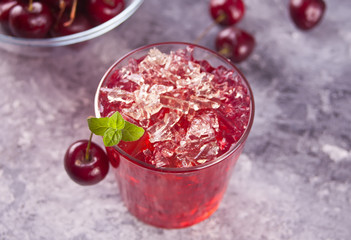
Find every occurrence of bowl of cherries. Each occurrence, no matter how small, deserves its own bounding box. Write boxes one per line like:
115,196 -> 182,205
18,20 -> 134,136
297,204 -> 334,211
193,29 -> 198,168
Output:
0,0 -> 143,53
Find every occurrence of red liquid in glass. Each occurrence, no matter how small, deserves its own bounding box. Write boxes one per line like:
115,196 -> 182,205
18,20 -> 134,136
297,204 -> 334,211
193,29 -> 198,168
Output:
97,45 -> 252,228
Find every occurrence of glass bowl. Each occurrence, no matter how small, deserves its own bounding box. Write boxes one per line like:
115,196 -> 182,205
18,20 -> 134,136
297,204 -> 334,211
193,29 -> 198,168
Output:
0,0 -> 143,55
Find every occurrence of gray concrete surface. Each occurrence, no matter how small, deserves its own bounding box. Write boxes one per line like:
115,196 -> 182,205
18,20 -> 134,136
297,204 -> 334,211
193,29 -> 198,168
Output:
0,0 -> 350,239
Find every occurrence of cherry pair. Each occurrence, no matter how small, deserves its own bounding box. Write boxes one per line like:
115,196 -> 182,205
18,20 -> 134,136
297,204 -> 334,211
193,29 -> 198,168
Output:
209,0 -> 255,63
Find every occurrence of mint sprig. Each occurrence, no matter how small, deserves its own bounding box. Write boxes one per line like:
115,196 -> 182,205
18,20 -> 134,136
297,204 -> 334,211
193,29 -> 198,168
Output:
87,112 -> 145,147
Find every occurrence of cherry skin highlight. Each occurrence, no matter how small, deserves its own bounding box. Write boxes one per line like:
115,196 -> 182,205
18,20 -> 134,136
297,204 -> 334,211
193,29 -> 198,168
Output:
8,1 -> 54,38
289,0 -> 326,30
209,0 -> 245,26
215,26 -> 255,63
64,140 -> 109,186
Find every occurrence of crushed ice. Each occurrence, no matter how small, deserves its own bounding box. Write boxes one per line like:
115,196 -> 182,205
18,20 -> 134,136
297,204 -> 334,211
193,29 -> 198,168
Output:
103,47 -> 249,167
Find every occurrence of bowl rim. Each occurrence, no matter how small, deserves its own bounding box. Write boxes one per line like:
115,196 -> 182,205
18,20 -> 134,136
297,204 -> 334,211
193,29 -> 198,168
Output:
94,41 -> 255,173
0,0 -> 143,47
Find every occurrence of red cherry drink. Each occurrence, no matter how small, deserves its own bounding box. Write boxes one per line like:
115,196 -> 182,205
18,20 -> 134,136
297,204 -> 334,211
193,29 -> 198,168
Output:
95,42 -> 254,228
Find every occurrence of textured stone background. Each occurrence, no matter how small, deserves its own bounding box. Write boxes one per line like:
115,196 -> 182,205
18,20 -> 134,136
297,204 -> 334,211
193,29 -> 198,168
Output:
0,0 -> 350,239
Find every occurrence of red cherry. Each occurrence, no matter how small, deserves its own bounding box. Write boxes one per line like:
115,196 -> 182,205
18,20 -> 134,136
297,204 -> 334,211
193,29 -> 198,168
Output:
289,0 -> 326,30
209,0 -> 245,26
64,140 -> 109,186
215,26 -> 255,63
0,0 -> 19,33
8,1 -> 53,38
51,13 -> 92,37
86,0 -> 125,25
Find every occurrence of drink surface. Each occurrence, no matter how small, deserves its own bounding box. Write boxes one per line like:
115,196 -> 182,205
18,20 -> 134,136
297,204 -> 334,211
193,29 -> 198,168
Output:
98,47 -> 251,168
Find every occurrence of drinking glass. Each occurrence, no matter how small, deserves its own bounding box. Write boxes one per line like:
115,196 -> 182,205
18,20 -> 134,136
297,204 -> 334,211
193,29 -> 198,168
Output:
94,42 -> 255,228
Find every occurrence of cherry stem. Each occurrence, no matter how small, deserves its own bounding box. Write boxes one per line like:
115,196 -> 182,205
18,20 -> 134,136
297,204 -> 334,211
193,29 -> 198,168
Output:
54,0 -> 67,29
218,46 -> 230,57
63,0 -> 78,27
28,0 -> 33,12
194,13 -> 226,45
85,132 -> 94,162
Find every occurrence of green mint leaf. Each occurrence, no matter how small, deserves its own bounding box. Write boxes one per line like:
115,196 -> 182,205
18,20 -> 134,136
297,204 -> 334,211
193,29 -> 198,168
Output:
88,111 -> 145,147
87,117 -> 109,136
122,121 -> 145,142
103,128 -> 122,147
108,111 -> 125,130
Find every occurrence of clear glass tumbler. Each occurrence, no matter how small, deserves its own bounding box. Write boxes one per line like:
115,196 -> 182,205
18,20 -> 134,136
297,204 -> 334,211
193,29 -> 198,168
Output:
94,42 -> 255,228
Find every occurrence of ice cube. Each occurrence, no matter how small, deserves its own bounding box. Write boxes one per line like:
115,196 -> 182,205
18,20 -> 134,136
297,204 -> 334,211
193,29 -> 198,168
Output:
152,141 -> 178,167
133,84 -> 164,119
172,111 -> 220,165
189,96 -> 220,111
101,87 -> 135,104
175,140 -> 219,166
127,73 -> 145,85
194,141 -> 219,162
122,103 -> 146,122
149,84 -> 174,94
147,110 -> 182,143
159,95 -> 190,113
185,112 -> 218,141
